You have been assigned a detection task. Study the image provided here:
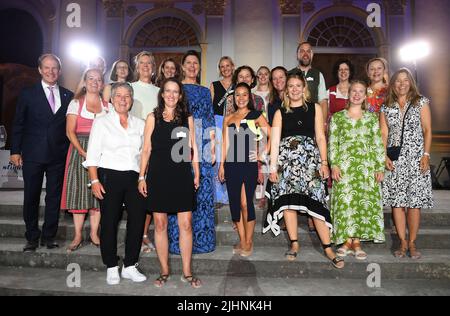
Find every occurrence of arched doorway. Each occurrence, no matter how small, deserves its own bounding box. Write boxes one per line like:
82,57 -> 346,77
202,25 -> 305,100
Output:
0,8 -> 42,148
132,16 -> 200,70
124,8 -> 204,82
0,8 -> 43,67
303,9 -> 385,87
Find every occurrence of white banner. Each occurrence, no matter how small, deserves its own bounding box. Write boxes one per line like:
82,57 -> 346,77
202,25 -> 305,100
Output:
0,150 -> 24,188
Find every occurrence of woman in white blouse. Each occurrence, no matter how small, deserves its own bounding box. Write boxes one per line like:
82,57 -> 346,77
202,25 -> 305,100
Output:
84,82 -> 147,285
130,51 -> 160,254
61,68 -> 111,253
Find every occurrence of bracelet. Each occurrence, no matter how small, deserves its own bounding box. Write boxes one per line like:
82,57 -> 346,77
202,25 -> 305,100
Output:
423,152 -> 430,157
90,179 -> 99,185
269,165 -> 278,173
321,160 -> 328,165
138,176 -> 145,182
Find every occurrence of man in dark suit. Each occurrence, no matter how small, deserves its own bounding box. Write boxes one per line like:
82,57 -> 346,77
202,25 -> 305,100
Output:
10,54 -> 74,252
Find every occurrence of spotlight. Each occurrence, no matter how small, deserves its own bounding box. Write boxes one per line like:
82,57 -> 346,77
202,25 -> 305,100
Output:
399,40 -> 431,62
69,41 -> 101,66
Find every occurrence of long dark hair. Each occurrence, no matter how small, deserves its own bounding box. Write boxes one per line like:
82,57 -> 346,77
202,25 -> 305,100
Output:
181,50 -> 201,84
332,59 -> 355,85
232,65 -> 257,89
269,66 -> 288,104
154,78 -> 191,125
233,82 -> 255,111
109,59 -> 133,82
155,58 -> 182,87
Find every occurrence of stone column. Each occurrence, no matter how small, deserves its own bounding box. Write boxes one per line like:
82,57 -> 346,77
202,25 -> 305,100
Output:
103,0 -> 124,69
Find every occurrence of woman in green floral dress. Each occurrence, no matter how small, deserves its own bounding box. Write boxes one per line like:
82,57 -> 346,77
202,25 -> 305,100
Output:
328,80 -> 385,260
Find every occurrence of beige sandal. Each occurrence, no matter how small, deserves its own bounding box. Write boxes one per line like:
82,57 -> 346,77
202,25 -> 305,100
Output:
336,240 -> 354,257
394,239 -> 408,258
352,240 -> 367,260
408,241 -> 422,259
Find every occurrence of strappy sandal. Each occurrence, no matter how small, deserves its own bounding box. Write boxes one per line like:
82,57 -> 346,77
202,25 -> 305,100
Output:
322,243 -> 345,269
285,240 -> 299,261
336,240 -> 354,257
141,235 -> 155,253
394,239 -> 408,258
352,240 -> 367,260
154,274 -> 170,288
408,240 -> 422,259
181,275 -> 202,288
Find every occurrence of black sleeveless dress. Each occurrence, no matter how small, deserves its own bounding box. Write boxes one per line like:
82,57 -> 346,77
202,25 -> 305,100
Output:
146,117 -> 195,213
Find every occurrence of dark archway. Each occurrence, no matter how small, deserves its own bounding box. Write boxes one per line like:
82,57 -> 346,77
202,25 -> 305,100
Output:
0,9 -> 43,67
0,9 -> 42,147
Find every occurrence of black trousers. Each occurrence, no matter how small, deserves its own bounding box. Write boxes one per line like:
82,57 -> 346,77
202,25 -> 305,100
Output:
98,168 -> 146,268
22,160 -> 65,242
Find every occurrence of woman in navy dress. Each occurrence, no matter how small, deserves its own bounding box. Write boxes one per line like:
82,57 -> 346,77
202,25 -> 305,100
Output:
219,82 -> 270,256
168,50 -> 216,254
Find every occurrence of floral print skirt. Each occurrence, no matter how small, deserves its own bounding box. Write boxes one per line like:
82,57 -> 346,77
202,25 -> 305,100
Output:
263,135 -> 332,236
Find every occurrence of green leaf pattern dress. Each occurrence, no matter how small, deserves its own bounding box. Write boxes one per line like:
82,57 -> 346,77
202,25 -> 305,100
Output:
328,110 -> 385,245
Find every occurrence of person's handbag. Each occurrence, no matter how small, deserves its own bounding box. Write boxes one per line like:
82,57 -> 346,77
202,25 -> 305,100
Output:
386,103 -> 411,161
386,146 -> 401,161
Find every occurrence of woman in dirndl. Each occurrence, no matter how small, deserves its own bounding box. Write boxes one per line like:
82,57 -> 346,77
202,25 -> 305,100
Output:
61,68 -> 111,252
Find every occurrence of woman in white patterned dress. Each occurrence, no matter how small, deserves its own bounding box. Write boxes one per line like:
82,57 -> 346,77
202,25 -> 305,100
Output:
380,68 -> 433,259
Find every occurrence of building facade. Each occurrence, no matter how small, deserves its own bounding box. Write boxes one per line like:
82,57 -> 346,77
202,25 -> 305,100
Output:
0,0 -> 449,162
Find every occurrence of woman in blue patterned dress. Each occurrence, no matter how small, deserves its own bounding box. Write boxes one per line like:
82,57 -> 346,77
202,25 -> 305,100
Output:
168,50 -> 216,254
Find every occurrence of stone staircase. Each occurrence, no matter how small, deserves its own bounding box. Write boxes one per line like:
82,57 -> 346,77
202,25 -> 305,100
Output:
0,190 -> 449,296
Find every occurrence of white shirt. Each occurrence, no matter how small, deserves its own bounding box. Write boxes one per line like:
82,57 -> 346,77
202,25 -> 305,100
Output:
83,109 -> 145,173
66,98 -> 112,119
41,80 -> 61,113
317,72 -> 327,103
130,81 -> 160,120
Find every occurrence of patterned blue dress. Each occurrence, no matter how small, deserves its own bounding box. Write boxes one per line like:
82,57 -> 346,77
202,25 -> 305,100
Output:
168,84 -> 216,254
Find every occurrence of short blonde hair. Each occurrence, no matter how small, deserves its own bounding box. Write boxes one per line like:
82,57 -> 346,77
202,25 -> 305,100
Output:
366,57 -> 389,84
133,51 -> 156,82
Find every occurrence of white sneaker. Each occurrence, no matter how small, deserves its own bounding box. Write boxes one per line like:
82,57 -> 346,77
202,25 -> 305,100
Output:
106,266 -> 120,285
121,263 -> 147,282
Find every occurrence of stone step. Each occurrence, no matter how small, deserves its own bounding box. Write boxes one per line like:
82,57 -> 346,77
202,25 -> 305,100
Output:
1,204 -> 449,228
1,238 -> 449,280
1,266 -> 449,296
1,218 -> 449,249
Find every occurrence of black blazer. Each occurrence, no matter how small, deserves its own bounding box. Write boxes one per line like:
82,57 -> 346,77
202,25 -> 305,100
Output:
10,82 -> 74,164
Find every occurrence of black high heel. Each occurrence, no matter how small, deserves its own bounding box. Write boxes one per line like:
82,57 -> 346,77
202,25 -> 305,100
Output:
285,239 -> 299,261
67,240 -> 84,253
88,236 -> 100,248
322,243 -> 344,269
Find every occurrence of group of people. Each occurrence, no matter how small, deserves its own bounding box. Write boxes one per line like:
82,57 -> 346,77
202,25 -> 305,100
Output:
9,40 -> 433,287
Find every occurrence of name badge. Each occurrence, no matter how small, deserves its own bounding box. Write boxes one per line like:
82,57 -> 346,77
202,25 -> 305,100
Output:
177,131 -> 187,138
240,119 -> 247,124
306,77 -> 314,82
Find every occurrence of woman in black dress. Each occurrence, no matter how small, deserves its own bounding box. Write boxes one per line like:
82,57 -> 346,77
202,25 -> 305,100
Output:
138,78 -> 202,288
219,82 -> 270,257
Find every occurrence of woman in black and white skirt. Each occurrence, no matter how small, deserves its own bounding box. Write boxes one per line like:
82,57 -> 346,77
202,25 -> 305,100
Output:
263,73 -> 344,269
